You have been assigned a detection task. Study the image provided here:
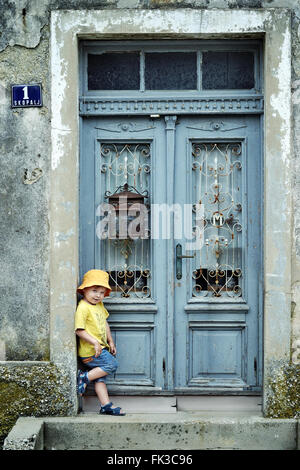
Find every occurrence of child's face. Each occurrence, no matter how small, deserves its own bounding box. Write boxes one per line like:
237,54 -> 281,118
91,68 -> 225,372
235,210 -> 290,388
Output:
83,285 -> 107,305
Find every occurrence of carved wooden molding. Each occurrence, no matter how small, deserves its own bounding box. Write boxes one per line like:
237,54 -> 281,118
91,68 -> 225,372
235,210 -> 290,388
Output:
79,95 -> 263,116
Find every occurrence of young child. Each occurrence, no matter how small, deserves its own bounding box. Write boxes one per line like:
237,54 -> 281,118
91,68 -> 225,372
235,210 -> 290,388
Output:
75,269 -> 125,416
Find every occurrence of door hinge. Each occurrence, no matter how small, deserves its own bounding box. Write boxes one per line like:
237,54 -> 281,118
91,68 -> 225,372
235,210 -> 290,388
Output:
254,357 -> 257,374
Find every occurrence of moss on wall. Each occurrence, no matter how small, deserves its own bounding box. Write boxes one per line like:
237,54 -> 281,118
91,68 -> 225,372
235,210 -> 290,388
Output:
264,361 -> 300,418
0,363 -> 75,448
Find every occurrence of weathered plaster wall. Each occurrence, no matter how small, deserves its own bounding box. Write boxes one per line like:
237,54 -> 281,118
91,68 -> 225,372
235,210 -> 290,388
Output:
291,3 -> 300,371
0,0 -> 299,447
0,24 -> 50,361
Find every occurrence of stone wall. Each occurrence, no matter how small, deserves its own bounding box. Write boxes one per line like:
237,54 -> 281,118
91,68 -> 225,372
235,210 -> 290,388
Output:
0,362 -> 74,448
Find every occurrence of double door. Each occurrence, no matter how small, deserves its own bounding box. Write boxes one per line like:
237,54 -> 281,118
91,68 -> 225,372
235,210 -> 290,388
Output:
80,114 -> 262,393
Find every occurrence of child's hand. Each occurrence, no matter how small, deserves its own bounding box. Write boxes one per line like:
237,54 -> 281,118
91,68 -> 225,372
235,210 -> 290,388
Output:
94,341 -> 102,357
108,340 -> 116,356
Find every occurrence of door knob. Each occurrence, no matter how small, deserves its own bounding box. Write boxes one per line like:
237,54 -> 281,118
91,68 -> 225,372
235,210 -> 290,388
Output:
176,244 -> 195,280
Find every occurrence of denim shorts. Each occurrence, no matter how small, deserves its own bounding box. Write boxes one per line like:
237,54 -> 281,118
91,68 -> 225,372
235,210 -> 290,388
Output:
80,348 -> 118,383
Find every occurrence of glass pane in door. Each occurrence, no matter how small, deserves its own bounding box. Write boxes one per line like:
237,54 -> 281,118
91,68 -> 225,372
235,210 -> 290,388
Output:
98,142 -> 151,299
191,142 -> 243,298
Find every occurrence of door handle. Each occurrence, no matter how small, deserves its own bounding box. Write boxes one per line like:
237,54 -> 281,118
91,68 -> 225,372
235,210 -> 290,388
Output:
176,244 -> 195,280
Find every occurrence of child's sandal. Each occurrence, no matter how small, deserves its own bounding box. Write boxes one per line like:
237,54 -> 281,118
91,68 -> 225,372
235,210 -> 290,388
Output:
77,370 -> 89,396
99,402 -> 126,416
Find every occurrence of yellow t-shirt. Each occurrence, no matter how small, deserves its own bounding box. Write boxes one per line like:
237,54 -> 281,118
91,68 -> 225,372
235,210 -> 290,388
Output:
75,299 -> 109,357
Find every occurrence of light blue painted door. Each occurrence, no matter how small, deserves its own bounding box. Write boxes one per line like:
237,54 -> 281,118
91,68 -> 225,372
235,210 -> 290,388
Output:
173,115 -> 262,392
80,116 -> 168,392
80,114 -> 262,393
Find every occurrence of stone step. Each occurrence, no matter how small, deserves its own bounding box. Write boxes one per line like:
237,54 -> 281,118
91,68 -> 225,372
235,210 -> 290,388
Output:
81,395 -> 262,414
82,395 -> 177,413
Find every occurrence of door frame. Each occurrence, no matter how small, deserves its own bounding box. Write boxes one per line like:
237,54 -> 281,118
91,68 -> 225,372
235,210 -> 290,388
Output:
50,8 -> 292,413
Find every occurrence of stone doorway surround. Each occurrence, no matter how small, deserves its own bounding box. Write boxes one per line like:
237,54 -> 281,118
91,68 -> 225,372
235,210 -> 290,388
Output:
50,8 -> 292,414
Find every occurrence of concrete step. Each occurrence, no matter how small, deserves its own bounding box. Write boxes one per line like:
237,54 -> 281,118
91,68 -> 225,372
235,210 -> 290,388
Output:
4,413 -> 299,450
81,395 -> 262,414
82,395 -> 177,413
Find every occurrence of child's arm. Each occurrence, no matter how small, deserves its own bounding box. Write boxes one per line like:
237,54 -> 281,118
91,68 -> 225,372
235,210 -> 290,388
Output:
106,322 -> 116,356
75,328 -> 102,357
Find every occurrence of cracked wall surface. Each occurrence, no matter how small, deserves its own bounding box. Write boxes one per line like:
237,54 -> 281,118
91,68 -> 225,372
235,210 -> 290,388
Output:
0,23 -> 50,361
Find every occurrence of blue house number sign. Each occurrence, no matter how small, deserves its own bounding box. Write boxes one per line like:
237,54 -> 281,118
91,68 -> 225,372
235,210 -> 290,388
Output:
11,84 -> 42,108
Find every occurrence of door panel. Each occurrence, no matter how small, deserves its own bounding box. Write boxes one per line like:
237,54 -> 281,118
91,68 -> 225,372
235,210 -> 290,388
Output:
80,116 -> 167,390
111,324 -> 155,386
188,324 -> 247,386
174,115 -> 262,391
80,114 -> 262,393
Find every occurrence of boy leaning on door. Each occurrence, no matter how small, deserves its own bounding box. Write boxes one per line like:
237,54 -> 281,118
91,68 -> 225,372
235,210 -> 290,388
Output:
75,269 -> 125,416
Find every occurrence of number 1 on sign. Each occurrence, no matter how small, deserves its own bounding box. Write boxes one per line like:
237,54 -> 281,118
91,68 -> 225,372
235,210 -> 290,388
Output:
22,86 -> 29,100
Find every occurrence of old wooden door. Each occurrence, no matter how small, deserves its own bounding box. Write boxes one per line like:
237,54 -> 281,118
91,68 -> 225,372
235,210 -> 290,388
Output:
173,115 -> 262,392
79,39 -> 263,394
80,113 -> 262,394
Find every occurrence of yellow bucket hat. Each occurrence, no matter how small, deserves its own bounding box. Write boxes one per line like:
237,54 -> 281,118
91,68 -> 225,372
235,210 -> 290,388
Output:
77,269 -> 111,297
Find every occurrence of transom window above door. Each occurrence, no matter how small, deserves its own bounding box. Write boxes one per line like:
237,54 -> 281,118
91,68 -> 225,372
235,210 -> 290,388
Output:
80,41 -> 262,95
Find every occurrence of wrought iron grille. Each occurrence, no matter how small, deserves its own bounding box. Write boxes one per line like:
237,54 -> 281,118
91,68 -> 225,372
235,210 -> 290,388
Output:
191,142 -> 243,298
100,142 -> 151,298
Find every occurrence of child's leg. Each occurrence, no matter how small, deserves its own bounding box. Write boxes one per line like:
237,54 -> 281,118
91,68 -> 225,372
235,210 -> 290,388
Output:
80,350 -> 124,412
77,367 -> 108,396
91,351 -> 124,413
95,381 -> 125,414
87,366 -> 107,382
94,381 -> 110,406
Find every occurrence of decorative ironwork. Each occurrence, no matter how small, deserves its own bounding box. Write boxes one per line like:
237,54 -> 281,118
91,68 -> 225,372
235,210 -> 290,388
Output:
108,264 -> 151,299
100,142 -> 150,189
100,142 -> 151,299
105,182 -> 148,211
191,142 -> 243,298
